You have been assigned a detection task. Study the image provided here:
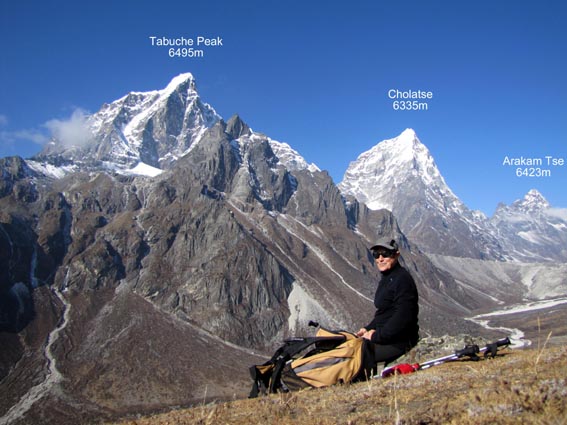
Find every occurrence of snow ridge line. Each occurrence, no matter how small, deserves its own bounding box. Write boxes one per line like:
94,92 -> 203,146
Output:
135,288 -> 263,358
225,200 -> 334,299
277,215 -> 373,303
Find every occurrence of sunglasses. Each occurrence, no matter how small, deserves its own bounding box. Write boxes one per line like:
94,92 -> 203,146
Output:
372,250 -> 395,259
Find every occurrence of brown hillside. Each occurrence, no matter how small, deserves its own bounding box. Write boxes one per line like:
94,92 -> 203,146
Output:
110,342 -> 567,425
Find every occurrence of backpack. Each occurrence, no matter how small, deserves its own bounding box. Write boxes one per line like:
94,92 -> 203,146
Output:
249,328 -> 375,397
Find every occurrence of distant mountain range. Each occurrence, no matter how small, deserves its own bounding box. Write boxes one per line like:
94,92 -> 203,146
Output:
339,129 -> 567,263
29,73 -> 567,263
1,74 -> 566,424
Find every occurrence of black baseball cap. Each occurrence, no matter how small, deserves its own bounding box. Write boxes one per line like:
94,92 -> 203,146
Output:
370,239 -> 399,252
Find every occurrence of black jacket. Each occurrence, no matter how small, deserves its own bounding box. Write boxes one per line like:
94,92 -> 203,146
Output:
365,262 -> 419,347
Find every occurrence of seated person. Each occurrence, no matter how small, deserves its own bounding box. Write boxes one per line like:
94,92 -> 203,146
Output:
356,239 -> 419,365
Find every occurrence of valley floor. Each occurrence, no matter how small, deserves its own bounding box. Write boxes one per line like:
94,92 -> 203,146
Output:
473,302 -> 567,348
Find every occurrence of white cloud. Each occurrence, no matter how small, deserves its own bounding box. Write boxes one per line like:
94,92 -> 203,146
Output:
0,109 -> 93,149
44,108 -> 93,148
546,208 -> 567,221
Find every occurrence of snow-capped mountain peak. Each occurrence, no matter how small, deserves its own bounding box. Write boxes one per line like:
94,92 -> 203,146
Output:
489,189 -> 566,262
33,74 -> 321,182
493,190 -> 551,220
339,129 -> 503,258
513,189 -> 550,214
338,128 -> 456,211
392,128 -> 419,158
340,129 -> 567,261
163,72 -> 197,95
36,73 -> 221,174
224,115 -> 320,174
269,139 -> 320,173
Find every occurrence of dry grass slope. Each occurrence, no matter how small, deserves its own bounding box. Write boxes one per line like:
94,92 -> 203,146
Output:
111,344 -> 567,425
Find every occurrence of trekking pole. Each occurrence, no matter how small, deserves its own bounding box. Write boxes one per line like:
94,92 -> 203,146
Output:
381,337 -> 511,377
479,337 -> 511,359
421,337 -> 511,370
419,344 -> 479,369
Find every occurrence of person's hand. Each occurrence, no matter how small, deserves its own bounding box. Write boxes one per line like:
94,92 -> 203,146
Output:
355,328 -> 367,337
362,329 -> 375,341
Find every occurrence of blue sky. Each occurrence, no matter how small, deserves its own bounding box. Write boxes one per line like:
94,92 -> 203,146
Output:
1,0 -> 566,215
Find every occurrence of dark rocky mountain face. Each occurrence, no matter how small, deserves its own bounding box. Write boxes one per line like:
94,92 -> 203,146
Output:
0,116 -> 493,424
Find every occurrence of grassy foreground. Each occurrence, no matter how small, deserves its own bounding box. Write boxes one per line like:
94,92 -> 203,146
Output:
112,343 -> 567,425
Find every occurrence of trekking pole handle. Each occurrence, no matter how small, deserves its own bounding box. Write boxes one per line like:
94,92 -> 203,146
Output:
494,337 -> 511,347
482,337 -> 511,358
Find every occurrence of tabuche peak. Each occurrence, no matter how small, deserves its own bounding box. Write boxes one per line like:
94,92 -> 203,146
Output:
162,72 -> 198,95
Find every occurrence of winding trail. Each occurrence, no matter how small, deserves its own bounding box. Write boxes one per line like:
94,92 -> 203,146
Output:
0,286 -> 72,425
467,297 -> 567,348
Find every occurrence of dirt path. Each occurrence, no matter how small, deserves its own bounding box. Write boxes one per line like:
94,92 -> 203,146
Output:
0,286 -> 71,425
